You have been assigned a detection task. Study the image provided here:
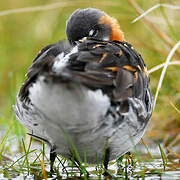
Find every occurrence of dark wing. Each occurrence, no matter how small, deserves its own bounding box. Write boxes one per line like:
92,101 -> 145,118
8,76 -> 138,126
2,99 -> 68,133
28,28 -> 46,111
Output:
19,37 -> 152,116
65,38 -> 150,103
19,40 -> 71,101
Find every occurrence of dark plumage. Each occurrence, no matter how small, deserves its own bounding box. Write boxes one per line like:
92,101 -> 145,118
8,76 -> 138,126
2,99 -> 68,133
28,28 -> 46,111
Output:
66,8 -> 118,45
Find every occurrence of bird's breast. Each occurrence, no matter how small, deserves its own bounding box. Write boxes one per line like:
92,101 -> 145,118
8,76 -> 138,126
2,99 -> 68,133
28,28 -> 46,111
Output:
29,75 -> 110,133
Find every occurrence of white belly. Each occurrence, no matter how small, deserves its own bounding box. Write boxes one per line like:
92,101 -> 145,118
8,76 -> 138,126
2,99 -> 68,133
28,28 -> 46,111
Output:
29,75 -> 110,131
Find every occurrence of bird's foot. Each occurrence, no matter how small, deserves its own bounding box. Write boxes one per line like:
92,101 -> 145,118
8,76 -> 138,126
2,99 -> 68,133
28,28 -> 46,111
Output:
103,170 -> 112,178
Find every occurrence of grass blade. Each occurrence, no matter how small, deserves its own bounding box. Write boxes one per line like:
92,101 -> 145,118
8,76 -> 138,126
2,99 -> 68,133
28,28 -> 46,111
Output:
131,3 -> 180,23
148,61 -> 180,74
141,139 -> 154,159
0,127 -> 12,161
153,41 -> 180,109
170,101 -> 180,114
41,143 -> 47,180
158,144 -> 167,170
8,149 -> 36,168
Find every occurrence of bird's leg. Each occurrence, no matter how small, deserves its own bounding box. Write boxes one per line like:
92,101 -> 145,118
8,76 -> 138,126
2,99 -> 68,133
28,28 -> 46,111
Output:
126,151 -> 131,156
50,145 -> 57,173
104,148 -> 110,170
103,148 -> 111,176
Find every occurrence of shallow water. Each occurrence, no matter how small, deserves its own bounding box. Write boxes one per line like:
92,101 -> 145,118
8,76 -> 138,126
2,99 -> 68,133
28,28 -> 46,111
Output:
0,135 -> 180,179
0,158 -> 180,179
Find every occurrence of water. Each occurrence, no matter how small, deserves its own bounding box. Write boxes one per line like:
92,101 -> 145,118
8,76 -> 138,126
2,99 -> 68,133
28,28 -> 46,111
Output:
0,135 -> 180,179
1,159 -> 179,179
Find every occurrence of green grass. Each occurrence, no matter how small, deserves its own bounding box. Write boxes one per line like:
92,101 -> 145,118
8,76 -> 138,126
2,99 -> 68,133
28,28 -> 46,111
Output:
158,144 -> 167,171
0,0 -> 180,179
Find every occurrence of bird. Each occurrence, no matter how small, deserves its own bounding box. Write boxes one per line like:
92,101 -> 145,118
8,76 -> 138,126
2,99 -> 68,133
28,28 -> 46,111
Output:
14,8 -> 153,174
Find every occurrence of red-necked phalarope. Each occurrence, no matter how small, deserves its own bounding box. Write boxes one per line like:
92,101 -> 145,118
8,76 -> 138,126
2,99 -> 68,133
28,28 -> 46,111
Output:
14,8 -> 153,173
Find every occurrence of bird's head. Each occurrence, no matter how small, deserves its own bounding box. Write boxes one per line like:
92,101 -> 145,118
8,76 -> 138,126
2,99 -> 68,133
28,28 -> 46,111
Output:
66,8 -> 124,45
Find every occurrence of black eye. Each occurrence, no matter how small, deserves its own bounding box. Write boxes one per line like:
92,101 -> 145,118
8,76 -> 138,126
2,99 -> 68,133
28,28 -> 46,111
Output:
89,29 -> 98,37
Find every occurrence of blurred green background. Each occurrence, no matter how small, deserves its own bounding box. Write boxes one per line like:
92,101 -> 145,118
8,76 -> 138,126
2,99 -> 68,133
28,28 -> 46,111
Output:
0,0 -> 179,144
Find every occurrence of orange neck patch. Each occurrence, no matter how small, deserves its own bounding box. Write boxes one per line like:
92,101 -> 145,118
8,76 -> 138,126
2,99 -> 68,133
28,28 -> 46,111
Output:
99,15 -> 124,42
